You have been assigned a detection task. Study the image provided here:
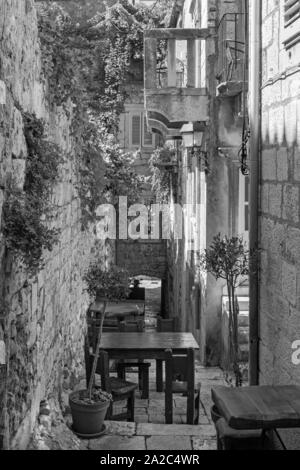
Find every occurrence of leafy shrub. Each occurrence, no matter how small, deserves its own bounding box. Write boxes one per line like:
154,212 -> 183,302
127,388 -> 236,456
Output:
149,146 -> 178,203
3,191 -> 60,273
3,113 -> 62,273
83,264 -> 130,300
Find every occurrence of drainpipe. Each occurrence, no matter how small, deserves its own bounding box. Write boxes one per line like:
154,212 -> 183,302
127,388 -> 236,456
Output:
248,0 -> 261,386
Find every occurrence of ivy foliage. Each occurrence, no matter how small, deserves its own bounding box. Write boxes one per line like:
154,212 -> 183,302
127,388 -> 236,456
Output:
36,0 -> 171,228
3,113 -> 63,273
149,145 -> 178,204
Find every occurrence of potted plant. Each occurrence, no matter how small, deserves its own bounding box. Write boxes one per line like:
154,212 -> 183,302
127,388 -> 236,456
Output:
200,234 -> 257,388
69,264 -> 130,437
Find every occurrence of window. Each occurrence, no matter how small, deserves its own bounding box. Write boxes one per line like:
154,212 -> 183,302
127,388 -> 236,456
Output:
283,0 -> 300,48
129,112 -> 154,148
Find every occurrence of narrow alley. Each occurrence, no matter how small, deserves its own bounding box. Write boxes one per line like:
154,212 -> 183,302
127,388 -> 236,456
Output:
0,0 -> 300,455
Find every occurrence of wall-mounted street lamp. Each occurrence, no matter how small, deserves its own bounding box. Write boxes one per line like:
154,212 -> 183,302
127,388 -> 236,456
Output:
180,122 -> 209,173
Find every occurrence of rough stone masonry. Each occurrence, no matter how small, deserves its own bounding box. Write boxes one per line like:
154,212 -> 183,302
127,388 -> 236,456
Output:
0,0 -> 109,449
259,0 -> 300,449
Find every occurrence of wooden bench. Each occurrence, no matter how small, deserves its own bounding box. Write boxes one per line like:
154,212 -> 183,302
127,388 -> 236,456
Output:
211,385 -> 300,450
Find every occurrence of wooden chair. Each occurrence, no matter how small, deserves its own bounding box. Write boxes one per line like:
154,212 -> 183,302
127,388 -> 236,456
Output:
156,316 -> 179,392
156,317 -> 201,424
166,348 -> 201,425
116,320 -> 151,399
157,316 -> 179,332
85,344 -> 137,422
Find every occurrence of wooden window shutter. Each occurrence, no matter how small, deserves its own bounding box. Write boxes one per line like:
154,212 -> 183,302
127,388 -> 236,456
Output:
131,115 -> 141,146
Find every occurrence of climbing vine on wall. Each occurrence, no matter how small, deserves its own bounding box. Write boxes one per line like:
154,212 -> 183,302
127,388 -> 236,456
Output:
36,0 -> 170,228
3,113 -> 63,273
149,146 -> 178,204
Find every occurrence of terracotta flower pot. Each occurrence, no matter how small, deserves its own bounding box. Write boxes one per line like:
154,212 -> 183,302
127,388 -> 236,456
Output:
69,390 -> 111,437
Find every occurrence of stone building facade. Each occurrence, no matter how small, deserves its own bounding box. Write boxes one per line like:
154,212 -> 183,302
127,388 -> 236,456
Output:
0,0 -> 110,449
254,0 -> 300,448
144,0 -> 250,365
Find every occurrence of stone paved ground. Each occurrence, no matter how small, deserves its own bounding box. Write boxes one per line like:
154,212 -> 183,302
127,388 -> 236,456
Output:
77,278 -> 226,450
31,278 -> 226,450
78,364 -> 225,451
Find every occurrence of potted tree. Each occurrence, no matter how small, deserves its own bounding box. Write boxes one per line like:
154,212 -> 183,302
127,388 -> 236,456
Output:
69,264 -> 130,437
200,234 -> 256,388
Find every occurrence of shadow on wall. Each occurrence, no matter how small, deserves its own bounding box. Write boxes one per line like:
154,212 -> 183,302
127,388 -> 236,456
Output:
218,97 -> 243,148
262,98 -> 300,149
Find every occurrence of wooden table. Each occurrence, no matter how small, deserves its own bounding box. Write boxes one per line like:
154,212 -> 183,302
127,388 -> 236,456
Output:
100,332 -> 199,424
212,385 -> 300,448
89,300 -> 145,320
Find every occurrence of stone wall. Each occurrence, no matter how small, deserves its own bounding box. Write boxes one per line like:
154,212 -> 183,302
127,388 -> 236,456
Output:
259,0 -> 300,449
116,240 -> 167,280
0,0 -> 109,449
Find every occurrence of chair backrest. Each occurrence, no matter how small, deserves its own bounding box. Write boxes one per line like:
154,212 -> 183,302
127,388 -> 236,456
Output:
96,350 -> 112,393
157,316 -> 179,332
119,319 -> 144,332
169,348 -> 195,384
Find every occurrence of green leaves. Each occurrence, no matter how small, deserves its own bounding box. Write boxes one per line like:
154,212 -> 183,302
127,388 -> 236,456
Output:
150,146 -> 178,204
83,264 -> 131,300
3,190 -> 60,274
200,234 -> 251,287
3,113 -> 62,273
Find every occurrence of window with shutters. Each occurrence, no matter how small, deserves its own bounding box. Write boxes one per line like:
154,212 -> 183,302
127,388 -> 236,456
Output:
129,112 -> 154,148
131,114 -> 141,147
283,0 -> 300,48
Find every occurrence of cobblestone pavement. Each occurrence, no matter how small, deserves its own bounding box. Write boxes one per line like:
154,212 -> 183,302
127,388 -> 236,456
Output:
79,279 -> 226,451
79,364 -> 225,451
31,278 -> 225,450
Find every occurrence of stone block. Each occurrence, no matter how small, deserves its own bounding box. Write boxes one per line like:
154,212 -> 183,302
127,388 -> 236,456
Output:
148,414 -> 167,424
294,148 -> 300,181
89,436 -> 146,451
277,148 -> 288,181
0,340 -> 6,365
146,435 -> 192,450
282,184 -> 299,222
282,261 -> 297,306
135,415 -> 149,423
104,421 -> 136,436
268,184 -> 282,218
286,227 -> 300,263
137,423 -> 216,437
192,437 -> 216,450
261,183 -> 269,213
0,80 -> 6,104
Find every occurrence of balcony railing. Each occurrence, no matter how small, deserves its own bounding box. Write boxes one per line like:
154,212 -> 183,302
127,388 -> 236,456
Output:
144,28 -> 212,137
217,13 -> 246,85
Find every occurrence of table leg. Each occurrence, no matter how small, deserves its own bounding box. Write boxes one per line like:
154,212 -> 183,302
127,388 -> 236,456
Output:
187,349 -> 195,425
165,349 -> 173,424
156,359 -> 163,392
